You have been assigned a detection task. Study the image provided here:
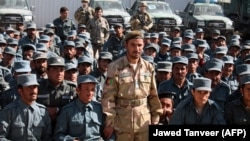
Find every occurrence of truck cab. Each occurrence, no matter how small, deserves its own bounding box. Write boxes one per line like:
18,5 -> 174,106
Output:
89,0 -> 131,28
0,0 -> 34,31
179,0 -> 234,39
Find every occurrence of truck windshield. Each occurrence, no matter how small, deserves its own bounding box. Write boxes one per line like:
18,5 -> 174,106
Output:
146,2 -> 173,14
194,5 -> 224,16
0,0 -> 28,9
93,1 -> 124,11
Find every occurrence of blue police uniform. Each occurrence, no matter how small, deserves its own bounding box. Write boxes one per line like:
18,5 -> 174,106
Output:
169,97 -> 226,125
158,78 -> 193,108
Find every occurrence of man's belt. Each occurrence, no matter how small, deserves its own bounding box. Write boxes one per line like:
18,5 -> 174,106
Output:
116,98 -> 147,107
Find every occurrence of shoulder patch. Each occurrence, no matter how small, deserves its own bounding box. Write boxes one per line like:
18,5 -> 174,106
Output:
105,77 -> 114,86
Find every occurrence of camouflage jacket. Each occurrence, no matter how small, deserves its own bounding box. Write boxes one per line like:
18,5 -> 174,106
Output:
102,56 -> 163,132
74,6 -> 95,25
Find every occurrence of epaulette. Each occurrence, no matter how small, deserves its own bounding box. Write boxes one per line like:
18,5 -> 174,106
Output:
220,81 -> 230,88
36,102 -> 46,109
2,101 -> 18,111
61,100 -> 75,110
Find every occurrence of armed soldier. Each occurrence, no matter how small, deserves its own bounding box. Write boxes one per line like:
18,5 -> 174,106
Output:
74,0 -> 95,25
130,2 -> 153,32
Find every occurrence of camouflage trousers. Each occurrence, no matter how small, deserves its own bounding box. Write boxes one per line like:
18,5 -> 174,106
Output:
115,130 -> 148,141
92,43 -> 104,59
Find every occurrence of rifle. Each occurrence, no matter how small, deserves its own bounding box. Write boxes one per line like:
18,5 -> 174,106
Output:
137,14 -> 148,27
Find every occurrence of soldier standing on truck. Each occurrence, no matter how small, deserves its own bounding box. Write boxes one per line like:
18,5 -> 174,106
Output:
74,0 -> 95,25
130,2 -> 153,32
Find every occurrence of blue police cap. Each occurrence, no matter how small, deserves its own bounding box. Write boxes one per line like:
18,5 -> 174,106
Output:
47,56 -> 65,66
77,75 -> 98,85
222,55 -> 234,64
229,40 -> 241,49
157,61 -> 172,72
184,32 -> 193,39
33,51 -> 47,60
159,32 -> 167,38
150,33 -> 159,38
99,51 -> 113,60
14,60 -> 31,73
171,56 -> 188,65
65,63 -> 78,71
45,23 -> 56,28
217,35 -> 226,41
39,35 -> 50,42
142,55 -> 156,66
67,30 -> 77,38
63,40 -> 75,47
36,43 -> 47,52
186,53 -> 198,60
114,23 -> 123,28
205,59 -> 224,72
215,46 -> 228,55
172,37 -> 182,44
17,74 -> 39,86
195,39 -> 207,47
193,77 -> 212,92
7,38 -> 18,45
170,44 -> 181,50
78,56 -> 93,64
241,45 -> 250,52
0,38 -> 7,44
240,74 -> 250,85
75,41 -> 85,48
22,44 -> 36,51
44,28 -> 55,35
144,33 -> 151,39
181,43 -> 196,52
6,27 -> 15,32
195,28 -> 204,33
161,38 -> 171,47
78,24 -> 86,28
3,46 -> 16,56
144,43 -> 158,51
236,64 -> 250,76
26,22 -> 37,29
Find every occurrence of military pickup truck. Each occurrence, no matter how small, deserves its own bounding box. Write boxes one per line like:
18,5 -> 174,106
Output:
178,0 -> 234,39
127,0 -> 183,33
89,0 -> 131,28
0,0 -> 34,31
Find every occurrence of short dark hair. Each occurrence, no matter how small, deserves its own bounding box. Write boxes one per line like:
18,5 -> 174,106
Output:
95,7 -> 103,12
60,7 -> 69,13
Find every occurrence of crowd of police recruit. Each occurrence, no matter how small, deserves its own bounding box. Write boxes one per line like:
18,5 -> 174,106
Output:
0,0 -> 249,141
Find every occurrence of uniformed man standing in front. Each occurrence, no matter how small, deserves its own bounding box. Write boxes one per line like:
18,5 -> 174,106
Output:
0,74 -> 52,140
74,0 -> 95,25
54,75 -> 114,141
53,7 -> 76,42
130,2 -> 153,32
102,30 -> 163,141
36,56 -> 77,131
86,7 -> 110,59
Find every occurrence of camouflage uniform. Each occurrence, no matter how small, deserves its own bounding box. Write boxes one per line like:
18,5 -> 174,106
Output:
74,6 -> 95,25
102,56 -> 162,141
86,17 -> 110,58
130,11 -> 153,32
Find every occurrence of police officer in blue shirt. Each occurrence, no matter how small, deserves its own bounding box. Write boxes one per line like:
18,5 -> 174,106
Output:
54,75 -> 114,141
1,60 -> 31,109
169,77 -> 226,125
0,74 -> 52,140
53,7 -> 76,42
158,56 -> 193,108
225,74 -> 250,125
204,58 -> 231,111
